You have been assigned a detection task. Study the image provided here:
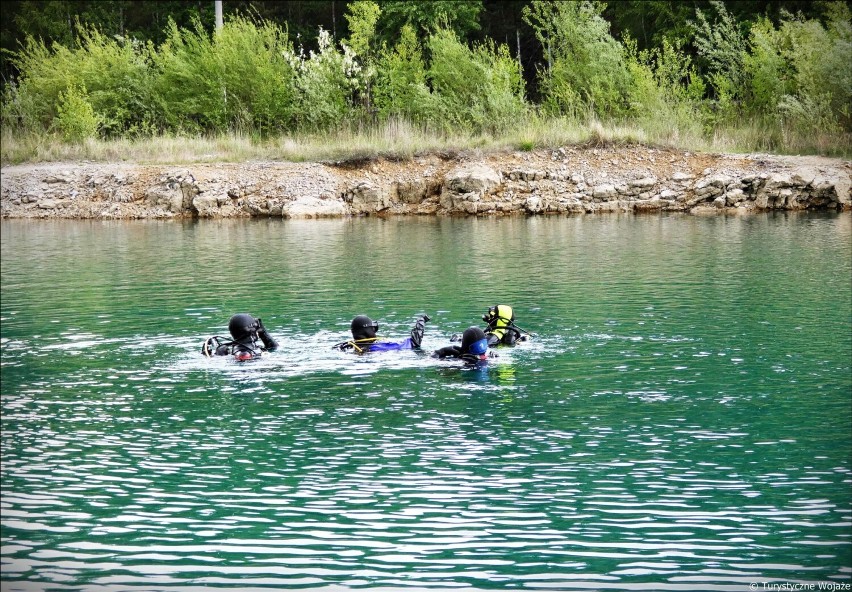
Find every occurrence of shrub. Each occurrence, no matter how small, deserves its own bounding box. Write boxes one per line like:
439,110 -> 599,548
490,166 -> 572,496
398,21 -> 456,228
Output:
373,24 -> 434,125
744,17 -> 790,114
151,16 -> 298,136
9,25 -> 156,137
777,3 -> 852,131
691,0 -> 749,114
72,27 -> 156,136
10,36 -> 81,130
524,0 -> 631,118
289,28 -> 359,132
213,17 -> 298,135
427,27 -> 526,133
737,2 -> 851,133
55,85 -> 99,141
149,19 -> 227,134
622,35 -> 705,142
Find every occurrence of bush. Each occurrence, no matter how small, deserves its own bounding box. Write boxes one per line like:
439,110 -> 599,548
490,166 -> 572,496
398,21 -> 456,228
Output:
427,27 -> 526,133
72,28 -> 156,136
213,17 -> 298,135
55,85 -> 99,141
290,28 -> 360,132
9,26 -> 156,137
691,0 -> 749,114
10,37 -> 82,130
145,19 -> 223,134
373,24 -> 434,125
717,2 -> 852,135
151,16 -> 298,135
524,0 -> 631,118
777,3 -> 852,132
744,17 -> 790,114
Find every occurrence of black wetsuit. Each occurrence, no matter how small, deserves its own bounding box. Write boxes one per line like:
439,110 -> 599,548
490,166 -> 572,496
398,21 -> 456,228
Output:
432,345 -> 494,363
486,326 -> 523,347
432,326 -> 494,363
204,327 -> 278,360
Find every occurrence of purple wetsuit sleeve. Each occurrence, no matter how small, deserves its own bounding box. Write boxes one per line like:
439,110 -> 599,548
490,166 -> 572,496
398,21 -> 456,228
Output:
366,338 -> 414,352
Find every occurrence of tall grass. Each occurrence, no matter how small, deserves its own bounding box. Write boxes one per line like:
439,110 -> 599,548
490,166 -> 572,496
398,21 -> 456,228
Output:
3,112 -> 851,166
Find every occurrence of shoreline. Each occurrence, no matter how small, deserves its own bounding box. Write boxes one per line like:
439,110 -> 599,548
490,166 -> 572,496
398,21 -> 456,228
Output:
1,146 -> 850,219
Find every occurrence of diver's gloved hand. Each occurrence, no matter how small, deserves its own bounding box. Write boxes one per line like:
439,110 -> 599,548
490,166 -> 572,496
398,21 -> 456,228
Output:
410,314 -> 430,349
432,345 -> 462,359
255,318 -> 279,351
449,333 -> 461,342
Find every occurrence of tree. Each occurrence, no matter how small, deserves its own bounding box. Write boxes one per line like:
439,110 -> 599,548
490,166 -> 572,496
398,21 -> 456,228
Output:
344,0 -> 380,113
373,23 -> 432,123
523,0 -> 631,117
376,0 -> 483,45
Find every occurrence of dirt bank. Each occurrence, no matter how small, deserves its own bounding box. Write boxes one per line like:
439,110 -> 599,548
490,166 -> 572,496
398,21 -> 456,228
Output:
1,146 -> 850,219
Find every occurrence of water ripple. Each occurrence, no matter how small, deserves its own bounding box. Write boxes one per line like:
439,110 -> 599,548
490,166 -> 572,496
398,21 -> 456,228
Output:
3,215 -> 851,590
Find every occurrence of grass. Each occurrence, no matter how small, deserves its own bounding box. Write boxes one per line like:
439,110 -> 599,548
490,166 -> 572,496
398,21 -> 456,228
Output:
1,114 -> 850,166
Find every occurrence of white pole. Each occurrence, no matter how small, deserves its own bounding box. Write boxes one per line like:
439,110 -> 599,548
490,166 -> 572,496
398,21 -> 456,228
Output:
215,1 -> 223,32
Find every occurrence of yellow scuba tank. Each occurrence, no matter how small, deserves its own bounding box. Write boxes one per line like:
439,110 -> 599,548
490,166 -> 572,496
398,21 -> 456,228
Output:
483,305 -> 514,339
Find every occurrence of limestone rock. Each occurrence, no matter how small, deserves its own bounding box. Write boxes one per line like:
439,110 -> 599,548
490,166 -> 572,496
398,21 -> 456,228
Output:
445,165 -> 501,195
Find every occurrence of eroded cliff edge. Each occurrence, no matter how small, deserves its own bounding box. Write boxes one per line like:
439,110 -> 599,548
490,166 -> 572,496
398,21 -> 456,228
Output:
2,146 -> 849,219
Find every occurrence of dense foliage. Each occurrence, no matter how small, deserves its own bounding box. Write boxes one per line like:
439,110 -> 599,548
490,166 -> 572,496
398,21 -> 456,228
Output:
1,0 -> 849,155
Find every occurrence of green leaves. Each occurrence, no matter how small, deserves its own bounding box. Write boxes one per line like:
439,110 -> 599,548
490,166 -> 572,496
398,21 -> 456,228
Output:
4,1 -> 849,153
525,0 -> 630,118
55,84 -> 99,142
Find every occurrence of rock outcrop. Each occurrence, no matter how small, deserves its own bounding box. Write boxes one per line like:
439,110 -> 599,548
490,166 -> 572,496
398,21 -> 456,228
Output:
2,146 -> 849,219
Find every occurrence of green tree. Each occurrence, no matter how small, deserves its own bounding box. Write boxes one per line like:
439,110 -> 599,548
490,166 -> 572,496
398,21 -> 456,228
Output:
377,0 -> 483,45
344,0 -> 381,115
427,26 -> 526,133
523,0 -> 631,118
345,0 -> 380,58
691,0 -> 750,113
373,23 -> 433,124
55,83 -> 99,141
605,0 -> 697,51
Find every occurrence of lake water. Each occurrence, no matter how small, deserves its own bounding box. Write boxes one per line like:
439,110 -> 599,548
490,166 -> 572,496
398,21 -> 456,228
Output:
1,213 -> 851,592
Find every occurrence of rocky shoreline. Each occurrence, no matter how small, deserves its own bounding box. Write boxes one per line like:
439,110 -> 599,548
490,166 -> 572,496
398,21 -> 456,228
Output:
1,146 -> 849,219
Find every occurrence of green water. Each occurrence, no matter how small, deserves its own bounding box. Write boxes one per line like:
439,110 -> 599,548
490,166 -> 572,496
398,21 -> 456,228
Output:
1,214 -> 850,591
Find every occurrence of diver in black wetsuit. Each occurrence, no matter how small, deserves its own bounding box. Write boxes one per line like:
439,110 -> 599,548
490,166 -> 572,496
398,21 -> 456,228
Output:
202,313 -> 278,361
432,326 -> 495,363
334,314 -> 429,353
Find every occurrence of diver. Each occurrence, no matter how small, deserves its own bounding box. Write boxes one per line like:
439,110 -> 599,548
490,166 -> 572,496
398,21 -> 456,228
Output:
482,304 -> 532,346
334,314 -> 429,353
451,305 -> 532,347
432,326 -> 496,363
202,313 -> 279,361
